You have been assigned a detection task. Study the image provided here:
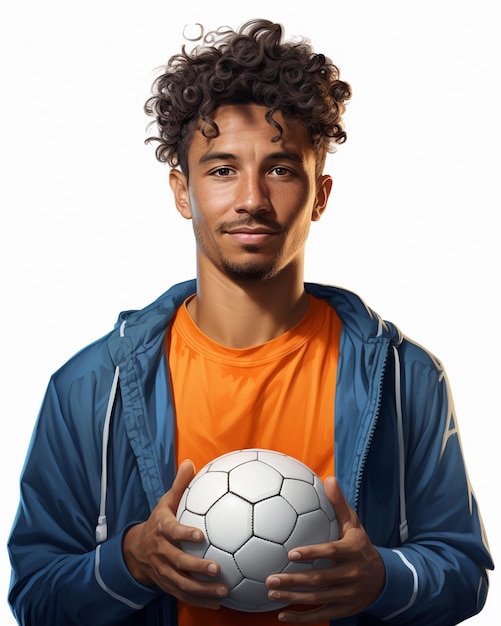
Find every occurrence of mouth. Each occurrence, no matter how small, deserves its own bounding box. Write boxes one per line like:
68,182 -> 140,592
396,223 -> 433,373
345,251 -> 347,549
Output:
225,226 -> 279,245
219,216 -> 281,245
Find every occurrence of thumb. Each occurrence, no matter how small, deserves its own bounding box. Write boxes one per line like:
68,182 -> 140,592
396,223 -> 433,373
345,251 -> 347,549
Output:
324,476 -> 358,537
166,459 -> 196,510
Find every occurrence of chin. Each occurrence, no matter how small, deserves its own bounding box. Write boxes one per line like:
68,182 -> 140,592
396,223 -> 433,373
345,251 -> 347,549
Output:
221,259 -> 280,282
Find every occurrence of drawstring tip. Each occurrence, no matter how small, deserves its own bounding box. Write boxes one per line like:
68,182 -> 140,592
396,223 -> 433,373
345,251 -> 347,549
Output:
399,520 -> 409,543
95,515 -> 108,543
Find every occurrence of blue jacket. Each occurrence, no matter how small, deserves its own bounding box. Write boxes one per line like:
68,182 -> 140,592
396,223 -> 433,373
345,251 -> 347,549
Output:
8,280 -> 494,625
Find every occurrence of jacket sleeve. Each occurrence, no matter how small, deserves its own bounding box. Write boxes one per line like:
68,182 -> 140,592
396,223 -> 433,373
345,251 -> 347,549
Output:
366,343 -> 494,624
7,374 -> 161,625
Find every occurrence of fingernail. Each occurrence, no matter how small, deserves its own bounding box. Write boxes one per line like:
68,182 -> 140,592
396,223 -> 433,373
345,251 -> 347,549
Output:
269,590 -> 281,599
207,563 -> 218,575
268,576 -> 280,587
289,551 -> 301,560
216,586 -> 227,597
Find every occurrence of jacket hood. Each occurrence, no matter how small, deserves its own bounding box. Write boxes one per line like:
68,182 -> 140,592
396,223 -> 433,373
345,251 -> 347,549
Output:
107,280 -> 197,366
305,282 -> 402,345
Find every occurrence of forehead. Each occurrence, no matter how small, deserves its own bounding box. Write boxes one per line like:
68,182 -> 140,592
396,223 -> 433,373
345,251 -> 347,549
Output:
188,104 -> 314,162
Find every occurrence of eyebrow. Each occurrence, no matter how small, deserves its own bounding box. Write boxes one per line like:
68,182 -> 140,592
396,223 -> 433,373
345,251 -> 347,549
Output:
198,151 -> 304,165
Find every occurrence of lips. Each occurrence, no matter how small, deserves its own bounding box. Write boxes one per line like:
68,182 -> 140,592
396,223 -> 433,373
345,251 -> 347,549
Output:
216,216 -> 282,247
226,229 -> 278,245
223,223 -> 277,244
227,226 -> 277,235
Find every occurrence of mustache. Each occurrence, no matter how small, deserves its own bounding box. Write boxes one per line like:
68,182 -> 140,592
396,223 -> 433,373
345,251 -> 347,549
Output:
216,216 -> 284,234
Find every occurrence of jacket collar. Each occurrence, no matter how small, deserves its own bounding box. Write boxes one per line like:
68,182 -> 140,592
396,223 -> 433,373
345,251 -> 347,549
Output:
108,279 -> 401,364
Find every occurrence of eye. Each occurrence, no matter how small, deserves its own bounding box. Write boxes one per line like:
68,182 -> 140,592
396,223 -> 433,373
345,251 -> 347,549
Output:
210,166 -> 234,177
270,166 -> 294,177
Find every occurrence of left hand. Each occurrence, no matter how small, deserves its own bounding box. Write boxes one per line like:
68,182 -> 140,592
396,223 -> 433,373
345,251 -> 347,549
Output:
265,476 -> 385,623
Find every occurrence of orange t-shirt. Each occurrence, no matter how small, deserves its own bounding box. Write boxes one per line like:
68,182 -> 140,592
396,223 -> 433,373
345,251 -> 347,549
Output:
167,294 -> 342,626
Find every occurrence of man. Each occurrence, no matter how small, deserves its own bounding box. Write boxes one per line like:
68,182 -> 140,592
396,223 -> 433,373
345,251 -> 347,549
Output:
8,18 -> 493,626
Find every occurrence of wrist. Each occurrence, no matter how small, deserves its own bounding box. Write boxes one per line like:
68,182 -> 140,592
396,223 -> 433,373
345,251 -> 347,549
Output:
122,523 -> 152,587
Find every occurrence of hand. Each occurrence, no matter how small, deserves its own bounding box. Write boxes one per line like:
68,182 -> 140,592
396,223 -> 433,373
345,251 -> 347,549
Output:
265,476 -> 385,623
122,459 -> 228,609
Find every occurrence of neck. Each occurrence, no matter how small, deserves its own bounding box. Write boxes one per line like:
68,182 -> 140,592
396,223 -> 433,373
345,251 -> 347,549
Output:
188,264 -> 309,349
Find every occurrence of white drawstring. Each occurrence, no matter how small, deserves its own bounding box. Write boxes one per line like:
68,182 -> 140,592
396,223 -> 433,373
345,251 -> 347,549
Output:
393,345 -> 409,543
95,320 -> 126,543
95,364 -> 120,543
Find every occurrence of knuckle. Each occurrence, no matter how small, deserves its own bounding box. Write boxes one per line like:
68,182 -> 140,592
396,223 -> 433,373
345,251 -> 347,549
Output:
157,516 -> 178,540
309,569 -> 325,586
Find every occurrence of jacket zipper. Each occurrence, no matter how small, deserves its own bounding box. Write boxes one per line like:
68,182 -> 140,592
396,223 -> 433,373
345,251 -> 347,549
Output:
353,341 -> 391,512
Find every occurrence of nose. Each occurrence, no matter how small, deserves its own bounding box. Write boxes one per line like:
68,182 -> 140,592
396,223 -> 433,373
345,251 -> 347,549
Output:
235,172 -> 271,214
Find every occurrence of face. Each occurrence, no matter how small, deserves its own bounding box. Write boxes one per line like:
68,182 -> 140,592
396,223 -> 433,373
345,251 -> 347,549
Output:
170,104 -> 332,283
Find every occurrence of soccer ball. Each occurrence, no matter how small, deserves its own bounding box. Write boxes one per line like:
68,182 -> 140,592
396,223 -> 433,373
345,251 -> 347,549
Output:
176,448 -> 339,612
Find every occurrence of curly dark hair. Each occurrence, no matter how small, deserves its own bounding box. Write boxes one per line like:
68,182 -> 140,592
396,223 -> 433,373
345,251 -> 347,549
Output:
144,19 -> 351,177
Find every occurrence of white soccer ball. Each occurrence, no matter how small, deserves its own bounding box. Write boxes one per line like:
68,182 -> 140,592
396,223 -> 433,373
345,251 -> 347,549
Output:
176,448 -> 339,612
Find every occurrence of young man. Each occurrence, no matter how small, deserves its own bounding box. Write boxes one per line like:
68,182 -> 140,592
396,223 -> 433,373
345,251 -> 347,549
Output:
8,19 -> 493,626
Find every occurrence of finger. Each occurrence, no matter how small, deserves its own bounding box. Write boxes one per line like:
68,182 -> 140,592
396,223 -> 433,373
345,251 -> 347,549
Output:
158,561 -> 228,600
270,584 -> 338,605
277,604 -> 337,624
268,559 -> 364,597
156,566 -> 228,608
324,476 -> 357,534
267,565 -> 339,592
166,459 -> 196,510
164,517 -> 205,545
284,541 -> 335,563
174,459 -> 197,498
176,550 -> 221,578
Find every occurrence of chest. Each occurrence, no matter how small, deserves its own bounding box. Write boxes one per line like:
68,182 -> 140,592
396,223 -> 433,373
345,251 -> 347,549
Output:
170,319 -> 340,479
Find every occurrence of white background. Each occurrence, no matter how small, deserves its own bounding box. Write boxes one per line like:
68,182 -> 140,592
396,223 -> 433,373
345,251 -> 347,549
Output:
1,1 -> 498,623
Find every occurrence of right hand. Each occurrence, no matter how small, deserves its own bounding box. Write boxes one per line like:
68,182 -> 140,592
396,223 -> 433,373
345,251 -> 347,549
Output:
122,459 -> 228,609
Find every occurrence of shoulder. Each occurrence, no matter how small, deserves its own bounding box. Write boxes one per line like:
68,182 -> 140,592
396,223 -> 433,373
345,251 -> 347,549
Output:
305,282 -> 401,344
307,282 -> 448,390
52,280 -> 198,381
48,280 -> 197,405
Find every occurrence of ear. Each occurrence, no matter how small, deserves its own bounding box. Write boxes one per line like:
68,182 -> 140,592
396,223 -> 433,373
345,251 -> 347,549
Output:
169,169 -> 192,219
312,174 -> 333,222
